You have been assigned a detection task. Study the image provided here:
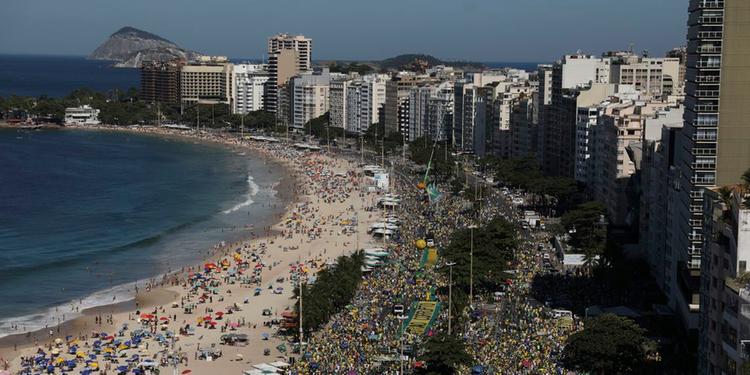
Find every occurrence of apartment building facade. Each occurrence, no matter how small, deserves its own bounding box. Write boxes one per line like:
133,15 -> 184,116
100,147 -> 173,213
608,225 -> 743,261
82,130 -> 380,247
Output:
233,63 -> 269,114
266,34 -> 312,114
140,59 -> 184,105
180,56 -> 234,110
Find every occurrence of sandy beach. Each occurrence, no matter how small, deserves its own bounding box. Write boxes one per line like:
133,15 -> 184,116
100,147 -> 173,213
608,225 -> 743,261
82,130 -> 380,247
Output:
0,125 -> 383,374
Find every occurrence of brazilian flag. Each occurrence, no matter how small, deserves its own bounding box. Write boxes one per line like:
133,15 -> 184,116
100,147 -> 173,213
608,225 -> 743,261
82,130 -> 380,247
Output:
427,183 -> 442,203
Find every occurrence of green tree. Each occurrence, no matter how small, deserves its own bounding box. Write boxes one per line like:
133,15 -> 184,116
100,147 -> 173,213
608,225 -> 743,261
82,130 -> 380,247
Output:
561,201 -> 608,261
441,216 -> 517,308
292,251 -> 364,335
562,314 -> 652,374
409,137 -> 455,182
416,332 -> 471,375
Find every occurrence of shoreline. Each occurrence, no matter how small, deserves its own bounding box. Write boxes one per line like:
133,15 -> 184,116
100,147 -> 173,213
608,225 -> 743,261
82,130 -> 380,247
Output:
0,125 -> 300,364
0,124 -> 379,374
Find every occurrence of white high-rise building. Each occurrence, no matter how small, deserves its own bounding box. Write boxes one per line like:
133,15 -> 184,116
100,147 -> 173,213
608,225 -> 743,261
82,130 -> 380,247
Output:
290,69 -> 333,129
344,74 -> 389,135
233,64 -> 269,114
409,81 -> 454,142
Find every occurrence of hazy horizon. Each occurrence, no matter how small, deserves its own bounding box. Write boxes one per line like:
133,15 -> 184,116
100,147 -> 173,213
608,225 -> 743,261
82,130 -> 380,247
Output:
0,0 -> 686,62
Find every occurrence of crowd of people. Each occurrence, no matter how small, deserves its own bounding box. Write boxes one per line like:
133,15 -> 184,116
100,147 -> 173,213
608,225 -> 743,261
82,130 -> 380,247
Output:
460,193 -> 580,374
5,125 -> 581,374
290,156 -> 580,374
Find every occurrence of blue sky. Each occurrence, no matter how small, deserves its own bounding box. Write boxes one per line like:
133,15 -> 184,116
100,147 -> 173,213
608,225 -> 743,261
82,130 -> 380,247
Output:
0,0 -> 687,62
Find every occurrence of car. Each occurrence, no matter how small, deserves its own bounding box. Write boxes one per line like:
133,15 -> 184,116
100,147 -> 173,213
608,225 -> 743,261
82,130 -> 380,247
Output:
493,291 -> 505,302
552,309 -> 573,319
393,304 -> 405,315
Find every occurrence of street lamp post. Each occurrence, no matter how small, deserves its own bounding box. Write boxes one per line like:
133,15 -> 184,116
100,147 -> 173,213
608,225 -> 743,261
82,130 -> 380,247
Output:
397,315 -> 407,374
468,224 -> 478,303
445,261 -> 456,335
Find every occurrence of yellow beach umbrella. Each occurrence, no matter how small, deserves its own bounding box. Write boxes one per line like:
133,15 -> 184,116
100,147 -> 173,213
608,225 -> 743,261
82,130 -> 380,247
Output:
76,351 -> 85,358
89,362 -> 99,370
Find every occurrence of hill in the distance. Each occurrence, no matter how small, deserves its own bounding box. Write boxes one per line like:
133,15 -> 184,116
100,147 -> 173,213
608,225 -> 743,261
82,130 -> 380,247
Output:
88,26 -> 201,68
319,54 -> 486,72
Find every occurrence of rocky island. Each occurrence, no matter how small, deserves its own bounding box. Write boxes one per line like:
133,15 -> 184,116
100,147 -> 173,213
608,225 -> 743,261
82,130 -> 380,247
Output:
88,26 -> 201,68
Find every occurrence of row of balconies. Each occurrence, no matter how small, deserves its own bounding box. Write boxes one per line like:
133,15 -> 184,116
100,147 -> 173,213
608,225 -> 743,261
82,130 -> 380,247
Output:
697,45 -> 723,54
696,60 -> 722,68
693,147 -> 717,156
693,0 -> 724,10
696,90 -> 721,97
694,134 -> 718,141
695,75 -> 721,84
695,104 -> 720,112
692,161 -> 717,170
700,15 -> 724,24
697,31 -> 724,40
692,175 -> 717,185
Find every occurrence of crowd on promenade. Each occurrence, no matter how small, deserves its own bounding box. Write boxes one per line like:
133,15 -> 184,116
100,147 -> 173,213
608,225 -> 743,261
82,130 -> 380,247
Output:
289,175 -> 433,374
458,192 -> 580,374
290,161 -> 580,374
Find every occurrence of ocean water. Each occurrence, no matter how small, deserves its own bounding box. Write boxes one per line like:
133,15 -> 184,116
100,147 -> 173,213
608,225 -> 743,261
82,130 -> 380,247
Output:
0,55 -> 139,98
0,128 -> 283,337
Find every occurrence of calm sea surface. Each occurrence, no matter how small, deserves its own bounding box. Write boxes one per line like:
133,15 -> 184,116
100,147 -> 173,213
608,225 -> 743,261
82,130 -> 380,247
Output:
0,55 -> 139,98
0,128 -> 283,336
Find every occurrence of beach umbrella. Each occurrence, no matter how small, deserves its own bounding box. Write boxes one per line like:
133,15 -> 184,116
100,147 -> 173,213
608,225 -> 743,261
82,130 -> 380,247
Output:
261,333 -> 269,340
54,338 -> 63,345
116,365 -> 128,374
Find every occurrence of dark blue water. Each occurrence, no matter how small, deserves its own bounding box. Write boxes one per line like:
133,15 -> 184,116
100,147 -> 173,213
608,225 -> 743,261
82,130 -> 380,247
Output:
0,55 -> 139,98
0,128 -> 282,336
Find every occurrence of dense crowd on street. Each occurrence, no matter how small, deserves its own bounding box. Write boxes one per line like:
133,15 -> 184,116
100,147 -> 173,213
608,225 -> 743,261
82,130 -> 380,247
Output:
291,157 -> 579,374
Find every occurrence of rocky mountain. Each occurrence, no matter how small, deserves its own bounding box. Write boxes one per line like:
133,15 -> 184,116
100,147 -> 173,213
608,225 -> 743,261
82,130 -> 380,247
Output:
88,26 -> 201,68
378,54 -> 485,71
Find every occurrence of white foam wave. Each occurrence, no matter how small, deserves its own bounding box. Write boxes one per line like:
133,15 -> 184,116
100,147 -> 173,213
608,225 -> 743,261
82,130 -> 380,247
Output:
0,279 -> 148,339
222,175 -> 260,214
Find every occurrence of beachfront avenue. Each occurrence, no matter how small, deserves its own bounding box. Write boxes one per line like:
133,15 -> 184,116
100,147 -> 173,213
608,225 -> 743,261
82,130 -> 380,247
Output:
3,125 -> 577,374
